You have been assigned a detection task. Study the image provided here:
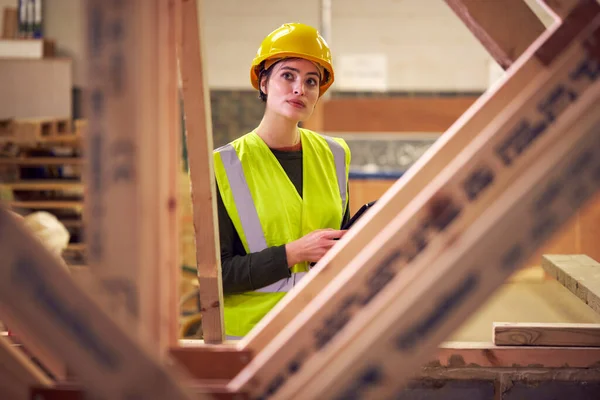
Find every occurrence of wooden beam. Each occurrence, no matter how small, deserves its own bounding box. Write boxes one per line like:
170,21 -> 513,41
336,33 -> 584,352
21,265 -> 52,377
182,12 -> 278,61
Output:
169,346 -> 253,382
231,7 -> 600,398
494,322 -> 600,346
156,0 -> 182,354
179,0 -> 224,344
0,334 -> 51,400
542,255 -> 600,314
239,0 -> 597,357
322,96 -> 478,133
435,341 -> 600,367
83,0 -> 178,353
444,0 -> 546,69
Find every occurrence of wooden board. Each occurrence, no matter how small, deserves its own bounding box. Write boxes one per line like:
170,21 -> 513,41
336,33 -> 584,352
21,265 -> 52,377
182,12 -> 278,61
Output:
239,0 -> 599,357
0,181 -> 83,191
444,0 -> 545,69
83,0 -> 178,353
179,0 -> 224,344
0,157 -> 83,165
230,9 -> 600,398
542,254 -> 600,314
494,322 -> 600,346
435,341 -> 600,367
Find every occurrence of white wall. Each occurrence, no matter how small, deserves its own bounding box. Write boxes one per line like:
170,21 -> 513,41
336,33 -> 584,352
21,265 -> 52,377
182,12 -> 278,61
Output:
201,0 -> 556,91
2,0 -> 557,91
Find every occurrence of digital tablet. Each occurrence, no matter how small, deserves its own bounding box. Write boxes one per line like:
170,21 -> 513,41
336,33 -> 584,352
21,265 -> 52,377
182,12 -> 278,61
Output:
341,200 -> 377,230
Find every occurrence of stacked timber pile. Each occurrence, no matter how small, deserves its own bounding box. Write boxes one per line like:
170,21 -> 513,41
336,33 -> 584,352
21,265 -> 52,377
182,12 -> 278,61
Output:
0,117 -> 87,266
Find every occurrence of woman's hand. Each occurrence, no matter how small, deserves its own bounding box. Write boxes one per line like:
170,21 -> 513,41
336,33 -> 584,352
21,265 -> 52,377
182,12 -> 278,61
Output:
285,228 -> 347,267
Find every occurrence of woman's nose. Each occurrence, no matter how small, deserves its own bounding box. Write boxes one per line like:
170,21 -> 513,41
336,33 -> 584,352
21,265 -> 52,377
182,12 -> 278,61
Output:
293,82 -> 305,95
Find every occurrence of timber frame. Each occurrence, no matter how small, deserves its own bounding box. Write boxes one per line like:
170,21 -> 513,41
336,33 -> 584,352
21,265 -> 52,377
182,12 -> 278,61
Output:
0,0 -> 598,399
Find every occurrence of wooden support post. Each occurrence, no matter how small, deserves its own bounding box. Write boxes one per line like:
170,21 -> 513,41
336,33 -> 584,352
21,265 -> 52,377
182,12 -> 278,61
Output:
84,0 -> 179,354
0,334 -> 51,399
239,0 -> 597,357
444,0 -> 546,69
229,4 -> 600,398
542,254 -> 600,314
157,0 -> 182,354
494,322 -> 600,346
178,0 -> 224,344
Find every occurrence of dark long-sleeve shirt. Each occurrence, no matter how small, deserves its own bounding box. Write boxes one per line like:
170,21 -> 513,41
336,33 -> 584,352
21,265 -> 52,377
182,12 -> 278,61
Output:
217,147 -> 350,294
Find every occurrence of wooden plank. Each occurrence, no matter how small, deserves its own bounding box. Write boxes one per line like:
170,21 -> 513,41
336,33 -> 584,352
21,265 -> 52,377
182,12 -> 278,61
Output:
8,201 -> 83,209
322,96 -> 478,133
169,346 -> 253,381
0,157 -> 83,165
231,11 -> 600,398
240,0 -> 598,356
83,0 -> 178,354
0,181 -> 83,190
542,254 -> 600,314
494,322 -> 600,346
153,0 -> 182,356
0,208 -> 198,399
179,0 -> 224,344
444,0 -> 545,69
0,334 -> 51,400
286,87 -> 600,400
435,341 -> 600,367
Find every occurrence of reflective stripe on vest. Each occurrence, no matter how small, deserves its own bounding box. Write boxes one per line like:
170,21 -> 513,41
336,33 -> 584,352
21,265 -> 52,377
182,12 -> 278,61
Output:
216,139 -> 346,293
323,135 -> 347,212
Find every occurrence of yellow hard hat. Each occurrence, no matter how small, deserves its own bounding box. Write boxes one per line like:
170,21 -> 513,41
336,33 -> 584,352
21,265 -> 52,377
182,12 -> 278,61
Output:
251,23 -> 334,97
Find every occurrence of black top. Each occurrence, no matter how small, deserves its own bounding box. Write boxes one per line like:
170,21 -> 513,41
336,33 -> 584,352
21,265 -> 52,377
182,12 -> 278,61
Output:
217,148 -> 350,294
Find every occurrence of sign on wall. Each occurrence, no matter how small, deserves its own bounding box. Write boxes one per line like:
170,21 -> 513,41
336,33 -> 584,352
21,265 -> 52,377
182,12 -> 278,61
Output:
336,53 -> 388,91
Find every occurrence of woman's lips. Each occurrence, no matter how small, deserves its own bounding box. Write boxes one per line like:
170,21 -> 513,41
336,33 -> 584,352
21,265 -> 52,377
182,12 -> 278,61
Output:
287,100 -> 306,109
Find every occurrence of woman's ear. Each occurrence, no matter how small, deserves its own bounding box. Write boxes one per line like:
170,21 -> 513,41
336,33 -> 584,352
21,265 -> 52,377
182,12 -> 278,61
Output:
260,76 -> 268,95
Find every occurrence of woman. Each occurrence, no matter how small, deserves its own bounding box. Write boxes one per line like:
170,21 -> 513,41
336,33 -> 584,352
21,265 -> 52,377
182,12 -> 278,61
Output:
213,22 -> 351,338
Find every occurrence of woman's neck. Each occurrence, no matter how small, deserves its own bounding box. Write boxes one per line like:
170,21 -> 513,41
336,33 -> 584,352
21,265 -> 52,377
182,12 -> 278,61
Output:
255,111 -> 300,149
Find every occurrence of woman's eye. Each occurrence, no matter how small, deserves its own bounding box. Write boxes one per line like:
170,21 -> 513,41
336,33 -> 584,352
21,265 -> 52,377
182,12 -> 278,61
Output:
306,78 -> 318,86
282,72 -> 293,80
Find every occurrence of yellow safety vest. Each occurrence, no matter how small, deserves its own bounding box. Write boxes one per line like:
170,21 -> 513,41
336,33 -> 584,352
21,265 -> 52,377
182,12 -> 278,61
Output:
213,128 -> 350,337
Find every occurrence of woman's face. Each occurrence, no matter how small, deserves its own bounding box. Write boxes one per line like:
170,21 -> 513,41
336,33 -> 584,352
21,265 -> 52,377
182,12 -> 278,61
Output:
261,58 -> 321,122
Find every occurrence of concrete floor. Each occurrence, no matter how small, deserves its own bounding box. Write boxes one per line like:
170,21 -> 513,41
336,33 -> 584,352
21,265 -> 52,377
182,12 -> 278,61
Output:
449,268 -> 600,342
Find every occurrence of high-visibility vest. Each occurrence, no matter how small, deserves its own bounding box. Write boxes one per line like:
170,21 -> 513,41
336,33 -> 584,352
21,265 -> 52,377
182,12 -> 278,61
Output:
213,128 -> 350,337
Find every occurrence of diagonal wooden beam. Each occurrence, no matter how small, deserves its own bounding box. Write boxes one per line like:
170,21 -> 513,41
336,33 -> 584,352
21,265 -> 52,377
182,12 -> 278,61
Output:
179,0 -> 225,344
444,0 -> 546,69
